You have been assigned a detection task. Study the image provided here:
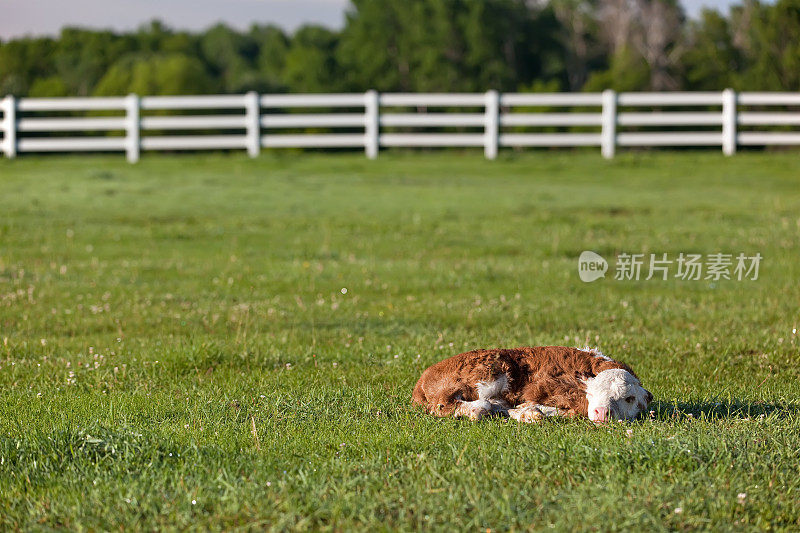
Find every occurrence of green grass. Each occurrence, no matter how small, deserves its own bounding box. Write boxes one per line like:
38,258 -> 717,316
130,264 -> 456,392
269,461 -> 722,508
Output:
1,150 -> 799,531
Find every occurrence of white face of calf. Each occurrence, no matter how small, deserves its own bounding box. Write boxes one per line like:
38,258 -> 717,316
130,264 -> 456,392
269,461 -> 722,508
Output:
585,369 -> 652,422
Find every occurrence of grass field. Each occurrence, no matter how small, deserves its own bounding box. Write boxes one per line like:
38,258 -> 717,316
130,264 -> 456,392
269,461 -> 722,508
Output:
1,151 -> 799,530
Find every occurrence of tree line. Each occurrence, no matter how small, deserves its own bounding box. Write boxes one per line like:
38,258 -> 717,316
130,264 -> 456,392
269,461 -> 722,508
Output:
1,0 -> 798,98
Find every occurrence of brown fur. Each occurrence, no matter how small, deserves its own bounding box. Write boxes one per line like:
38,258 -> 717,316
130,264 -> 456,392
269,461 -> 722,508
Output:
412,346 -> 635,417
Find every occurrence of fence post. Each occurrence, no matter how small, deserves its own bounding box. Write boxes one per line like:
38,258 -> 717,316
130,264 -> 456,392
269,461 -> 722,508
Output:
484,90 -> 499,160
601,89 -> 617,159
1,95 -> 17,159
125,93 -> 140,163
245,91 -> 260,158
364,90 -> 379,159
722,88 -> 737,156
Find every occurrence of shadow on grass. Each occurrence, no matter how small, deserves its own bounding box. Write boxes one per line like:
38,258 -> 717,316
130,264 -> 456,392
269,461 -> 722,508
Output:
650,399 -> 800,421
409,399 -> 800,425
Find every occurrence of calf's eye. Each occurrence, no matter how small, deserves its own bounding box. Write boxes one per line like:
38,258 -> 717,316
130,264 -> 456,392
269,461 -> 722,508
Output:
625,396 -> 635,403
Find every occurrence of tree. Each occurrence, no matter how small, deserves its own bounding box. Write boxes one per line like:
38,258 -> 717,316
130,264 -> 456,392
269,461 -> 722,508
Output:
4,0 -> 800,97
457,0 -> 558,91
50,28 -> 138,96
28,76 -> 69,97
588,0 -> 684,90
199,24 -> 259,93
0,37 -> 57,95
550,0 -> 604,90
583,46 -> 650,91
337,1 -> 409,90
251,25 -> 291,93
635,0 -> 684,90
283,25 -> 341,92
738,0 -> 800,90
683,10 -> 742,90
93,53 -> 214,96
338,0 -> 561,92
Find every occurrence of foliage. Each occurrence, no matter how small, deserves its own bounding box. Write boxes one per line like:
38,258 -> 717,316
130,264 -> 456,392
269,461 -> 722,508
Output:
0,37 -> 58,95
0,152 -> 799,529
583,46 -> 651,92
251,25 -> 291,93
337,0 -> 560,92
27,75 -> 69,97
198,23 -> 260,93
683,10 -> 743,90
737,0 -> 800,91
1,0 -> 799,95
93,53 -> 214,96
283,25 -> 342,92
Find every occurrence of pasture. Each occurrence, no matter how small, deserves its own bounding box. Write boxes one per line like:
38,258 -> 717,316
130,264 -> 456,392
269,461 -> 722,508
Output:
1,151 -> 799,530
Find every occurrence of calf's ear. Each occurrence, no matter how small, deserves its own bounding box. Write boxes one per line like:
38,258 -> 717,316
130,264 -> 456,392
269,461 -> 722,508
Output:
645,390 -> 653,404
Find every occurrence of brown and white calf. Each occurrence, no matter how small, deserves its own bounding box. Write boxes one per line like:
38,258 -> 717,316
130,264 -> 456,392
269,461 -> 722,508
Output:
412,346 -> 652,423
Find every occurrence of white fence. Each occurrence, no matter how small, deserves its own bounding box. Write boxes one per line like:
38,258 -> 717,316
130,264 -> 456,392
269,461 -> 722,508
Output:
2,90 -> 800,162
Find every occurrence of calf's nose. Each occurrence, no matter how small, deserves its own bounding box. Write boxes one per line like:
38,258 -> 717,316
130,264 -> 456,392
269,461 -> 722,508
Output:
592,407 -> 609,423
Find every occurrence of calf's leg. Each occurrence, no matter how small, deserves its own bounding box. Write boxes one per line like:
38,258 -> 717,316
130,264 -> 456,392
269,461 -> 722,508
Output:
454,398 -> 509,421
509,402 -> 564,423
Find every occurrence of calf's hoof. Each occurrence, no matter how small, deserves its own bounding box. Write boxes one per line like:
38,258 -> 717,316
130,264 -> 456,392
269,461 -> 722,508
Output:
508,405 -> 544,423
454,399 -> 492,421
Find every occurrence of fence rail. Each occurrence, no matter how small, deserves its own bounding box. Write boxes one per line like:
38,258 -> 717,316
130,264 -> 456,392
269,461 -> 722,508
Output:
2,89 -> 800,162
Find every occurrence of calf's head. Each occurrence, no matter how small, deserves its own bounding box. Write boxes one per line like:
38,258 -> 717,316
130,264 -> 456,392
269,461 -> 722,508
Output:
584,369 -> 652,422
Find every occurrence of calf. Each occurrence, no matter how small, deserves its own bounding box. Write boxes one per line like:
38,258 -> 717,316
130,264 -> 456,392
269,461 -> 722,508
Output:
412,346 -> 652,423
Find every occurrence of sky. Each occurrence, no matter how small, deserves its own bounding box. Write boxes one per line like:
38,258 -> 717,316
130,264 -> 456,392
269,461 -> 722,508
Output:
0,0 -> 750,41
